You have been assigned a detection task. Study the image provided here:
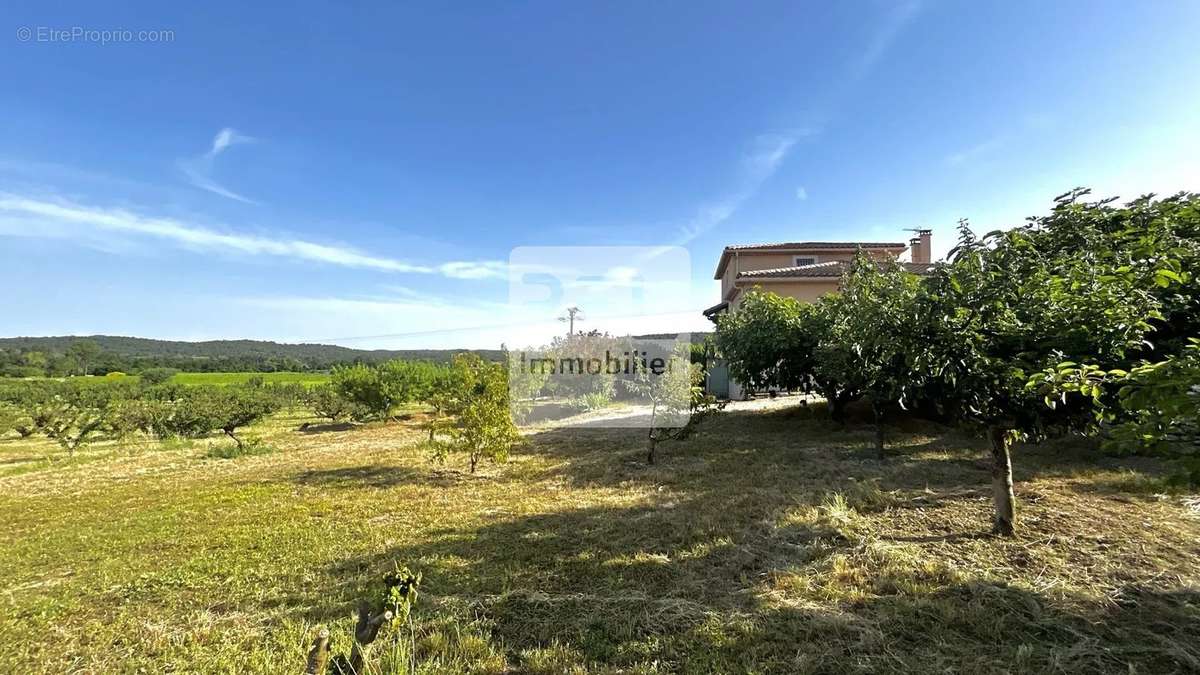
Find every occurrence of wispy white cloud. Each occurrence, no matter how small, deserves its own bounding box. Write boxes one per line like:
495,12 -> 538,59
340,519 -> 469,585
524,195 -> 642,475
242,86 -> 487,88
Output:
180,127 -> 259,204
0,193 -> 506,280
673,131 -> 807,245
439,260 -> 508,280
795,185 -> 808,201
208,127 -> 254,158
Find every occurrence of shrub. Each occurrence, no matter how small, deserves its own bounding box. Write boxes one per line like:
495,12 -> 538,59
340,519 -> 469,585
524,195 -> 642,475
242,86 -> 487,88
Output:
138,367 -> 178,386
570,391 -> 611,411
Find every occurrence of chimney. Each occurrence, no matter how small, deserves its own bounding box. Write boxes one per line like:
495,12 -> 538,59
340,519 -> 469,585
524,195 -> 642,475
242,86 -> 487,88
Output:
909,237 -> 922,264
916,229 -> 931,263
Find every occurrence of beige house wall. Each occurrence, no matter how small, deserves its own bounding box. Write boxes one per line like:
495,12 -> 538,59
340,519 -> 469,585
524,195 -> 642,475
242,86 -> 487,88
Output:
729,279 -> 841,309
720,248 -> 900,299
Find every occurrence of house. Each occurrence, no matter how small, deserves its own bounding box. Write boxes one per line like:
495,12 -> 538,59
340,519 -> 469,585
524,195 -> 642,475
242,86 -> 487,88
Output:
703,229 -> 933,319
702,229 -> 934,398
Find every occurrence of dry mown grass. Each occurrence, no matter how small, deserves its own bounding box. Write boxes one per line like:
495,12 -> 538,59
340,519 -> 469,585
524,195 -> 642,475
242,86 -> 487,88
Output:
0,401 -> 1196,673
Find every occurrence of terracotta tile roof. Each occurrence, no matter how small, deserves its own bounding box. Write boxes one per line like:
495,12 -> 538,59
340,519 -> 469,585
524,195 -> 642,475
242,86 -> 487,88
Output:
713,241 -> 910,278
724,241 -> 906,251
737,260 -> 936,279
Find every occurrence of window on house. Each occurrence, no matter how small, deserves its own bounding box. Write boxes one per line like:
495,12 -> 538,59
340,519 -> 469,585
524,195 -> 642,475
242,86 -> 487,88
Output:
793,256 -> 817,266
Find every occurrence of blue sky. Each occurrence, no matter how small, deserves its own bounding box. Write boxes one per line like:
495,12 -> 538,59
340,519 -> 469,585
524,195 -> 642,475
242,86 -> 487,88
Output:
2,2 -> 1198,348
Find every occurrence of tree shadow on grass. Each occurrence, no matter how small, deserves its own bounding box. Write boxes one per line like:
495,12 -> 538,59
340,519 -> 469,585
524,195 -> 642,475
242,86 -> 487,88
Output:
310,490 -> 1200,672
681,582 -> 1200,673
289,400 -> 1199,669
298,421 -> 358,434
291,464 -> 486,490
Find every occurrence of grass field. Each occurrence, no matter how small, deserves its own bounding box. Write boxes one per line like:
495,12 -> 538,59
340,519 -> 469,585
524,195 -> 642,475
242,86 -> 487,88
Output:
168,371 -> 330,386
0,400 -> 1197,673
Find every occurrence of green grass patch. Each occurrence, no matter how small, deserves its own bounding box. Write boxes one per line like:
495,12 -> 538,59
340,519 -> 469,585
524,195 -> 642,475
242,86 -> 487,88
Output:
0,401 -> 1197,673
204,437 -> 277,459
169,371 -> 330,386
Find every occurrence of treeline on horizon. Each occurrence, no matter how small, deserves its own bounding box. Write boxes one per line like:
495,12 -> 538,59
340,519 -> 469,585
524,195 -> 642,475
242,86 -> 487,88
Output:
0,335 -> 506,377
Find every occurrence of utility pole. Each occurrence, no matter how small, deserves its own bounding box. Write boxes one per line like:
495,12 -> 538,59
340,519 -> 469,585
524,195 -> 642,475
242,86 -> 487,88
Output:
558,306 -> 583,337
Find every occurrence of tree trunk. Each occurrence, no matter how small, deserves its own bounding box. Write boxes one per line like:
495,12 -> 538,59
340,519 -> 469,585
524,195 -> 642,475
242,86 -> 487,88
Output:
988,425 -> 1016,536
469,452 -> 478,474
647,437 -> 657,465
872,399 -> 886,459
828,394 -> 847,425
224,427 -> 243,449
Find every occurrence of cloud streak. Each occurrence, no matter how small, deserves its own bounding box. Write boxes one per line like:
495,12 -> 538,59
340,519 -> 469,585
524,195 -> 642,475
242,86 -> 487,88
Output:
852,1 -> 923,81
0,193 -> 506,280
673,132 -> 804,245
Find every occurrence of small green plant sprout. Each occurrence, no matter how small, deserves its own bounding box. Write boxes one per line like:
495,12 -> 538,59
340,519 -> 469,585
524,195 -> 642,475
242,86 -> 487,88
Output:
384,564 -> 422,675
306,564 -> 422,675
204,435 -> 274,459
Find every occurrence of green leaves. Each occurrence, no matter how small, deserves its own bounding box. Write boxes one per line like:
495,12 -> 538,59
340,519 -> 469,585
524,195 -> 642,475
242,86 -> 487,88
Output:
1104,339 -> 1200,460
431,353 -> 521,473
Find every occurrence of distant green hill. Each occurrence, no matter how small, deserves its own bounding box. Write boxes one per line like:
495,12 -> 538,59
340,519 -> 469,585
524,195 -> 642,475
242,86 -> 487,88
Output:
0,335 -> 503,375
